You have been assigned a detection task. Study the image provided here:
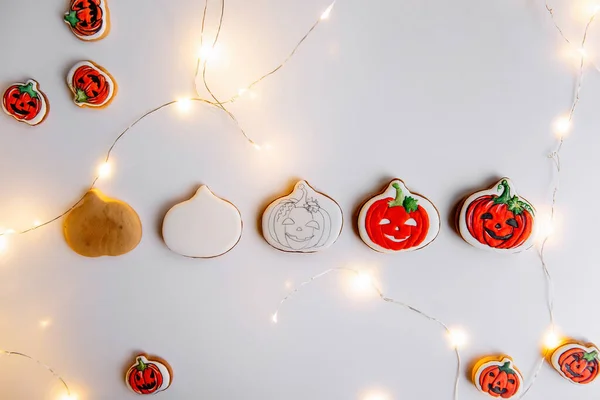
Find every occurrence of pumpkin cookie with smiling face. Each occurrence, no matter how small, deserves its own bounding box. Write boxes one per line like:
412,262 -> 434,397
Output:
125,354 -> 172,395
64,0 -> 110,41
262,180 -> 343,253
358,179 -> 440,253
472,355 -> 523,398
457,178 -> 536,253
2,80 -> 49,126
67,61 -> 117,108
551,341 -> 600,385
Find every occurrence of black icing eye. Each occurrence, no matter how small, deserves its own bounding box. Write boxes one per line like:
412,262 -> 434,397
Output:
508,379 -> 516,384
480,213 -> 493,220
506,218 -> 518,228
27,101 -> 36,107
489,372 -> 495,377
136,375 -> 141,381
150,371 -> 155,378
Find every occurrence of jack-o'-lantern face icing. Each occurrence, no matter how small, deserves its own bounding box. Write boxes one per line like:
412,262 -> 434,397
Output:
67,61 -> 116,108
551,342 -> 600,385
64,0 -> 110,41
125,355 -> 172,395
472,356 -> 523,398
262,181 -> 343,253
358,179 -> 440,253
2,80 -> 49,126
458,178 -> 536,253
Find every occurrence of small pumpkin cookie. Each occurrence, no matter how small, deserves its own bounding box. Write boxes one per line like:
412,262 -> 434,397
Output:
551,341 -> 599,385
457,178 -> 536,253
64,0 -> 110,41
2,80 -> 49,126
262,180 -> 343,253
162,186 -> 243,258
63,189 -> 142,257
67,61 -> 117,108
125,354 -> 172,395
358,179 -> 440,253
472,355 -> 523,398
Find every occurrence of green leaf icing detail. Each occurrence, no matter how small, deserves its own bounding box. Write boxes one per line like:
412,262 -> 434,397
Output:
19,82 -> 38,99
403,196 -> 419,213
493,179 -> 534,216
388,182 -> 419,213
583,351 -> 598,362
64,10 -> 80,28
498,361 -> 516,375
75,89 -> 88,103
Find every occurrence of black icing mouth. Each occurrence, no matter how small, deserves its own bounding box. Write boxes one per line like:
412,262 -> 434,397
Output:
488,384 -> 508,395
484,228 -> 513,241
10,104 -> 30,116
137,381 -> 157,391
564,364 -> 583,378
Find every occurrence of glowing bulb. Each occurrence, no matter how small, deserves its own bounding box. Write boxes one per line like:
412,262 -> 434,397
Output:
447,327 -> 468,348
198,44 -> 215,61
0,236 -> 8,254
543,328 -> 561,350
59,395 -> 77,400
253,143 -> 262,151
39,319 -> 51,329
177,98 -> 192,113
321,2 -> 335,20
33,220 -> 41,227
284,280 -> 292,289
553,116 -> 571,138
3,229 -> 15,235
361,390 -> 391,400
238,88 -> 248,97
578,47 -> 588,58
97,162 -> 111,179
271,313 -> 278,324
352,272 -> 373,293
595,4 -> 600,14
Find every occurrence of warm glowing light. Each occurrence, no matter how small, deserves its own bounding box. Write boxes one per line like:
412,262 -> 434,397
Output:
578,47 -> 588,58
97,161 -> 111,179
3,229 -> 15,235
39,319 -> 51,329
253,143 -> 262,151
198,44 -> 215,61
321,2 -> 335,20
59,395 -> 77,400
238,88 -> 248,97
0,236 -> 7,254
351,271 -> 374,293
543,327 -> 562,350
553,116 -> 571,138
271,313 -> 278,324
361,390 -> 391,400
447,327 -> 468,348
285,280 -> 292,289
177,98 -> 193,113
33,220 -> 41,227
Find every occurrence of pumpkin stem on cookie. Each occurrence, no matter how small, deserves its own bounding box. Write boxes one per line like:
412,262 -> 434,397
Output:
74,88 -> 89,103
584,351 -> 598,362
19,82 -> 38,99
64,10 -> 80,27
499,361 -> 516,375
136,357 -> 148,372
389,182 -> 418,213
493,180 -> 534,216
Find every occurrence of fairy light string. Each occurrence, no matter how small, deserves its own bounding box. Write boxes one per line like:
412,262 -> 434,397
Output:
271,267 -> 462,400
0,350 -> 72,398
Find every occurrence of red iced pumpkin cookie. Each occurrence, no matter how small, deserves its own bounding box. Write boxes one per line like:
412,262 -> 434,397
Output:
472,356 -> 523,398
551,342 -> 599,385
2,80 -> 49,126
125,355 -> 172,395
457,178 -> 535,253
67,61 -> 117,108
64,0 -> 110,41
358,179 -> 440,253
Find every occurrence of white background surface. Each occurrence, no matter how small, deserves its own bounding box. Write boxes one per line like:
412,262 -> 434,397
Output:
0,0 -> 599,399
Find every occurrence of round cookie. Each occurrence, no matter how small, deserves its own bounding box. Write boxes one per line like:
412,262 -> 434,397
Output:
2,80 -> 49,126
262,180 -> 343,253
162,186 -> 243,258
358,179 -> 440,253
550,341 -> 599,385
457,178 -> 536,253
67,61 -> 117,108
64,0 -> 111,41
125,354 -> 172,395
63,189 -> 142,257
472,355 -> 523,398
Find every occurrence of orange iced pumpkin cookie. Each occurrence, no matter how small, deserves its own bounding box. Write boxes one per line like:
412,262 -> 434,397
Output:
472,356 -> 523,398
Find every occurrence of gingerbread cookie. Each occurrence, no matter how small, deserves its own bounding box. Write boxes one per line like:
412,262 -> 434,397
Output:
64,0 -> 110,41
2,80 -> 49,126
262,181 -> 343,253
125,355 -> 172,395
67,61 -> 117,108
63,189 -> 142,257
358,179 -> 440,253
457,178 -> 536,253
472,355 -> 523,398
551,341 -> 599,385
162,186 -> 243,258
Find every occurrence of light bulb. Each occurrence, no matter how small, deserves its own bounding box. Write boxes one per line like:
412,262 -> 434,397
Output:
58,395 -> 77,400
198,44 -> 215,61
177,98 -> 192,113
553,116 -> 571,138
578,47 -> 588,58
39,319 -> 51,329
238,88 -> 248,97
351,272 -> 373,293
252,143 -> 262,151
361,390 -> 391,400
321,2 -> 335,20
33,220 -> 41,227
97,162 -> 111,179
543,328 -> 561,350
284,280 -> 292,289
447,327 -> 468,349
271,313 -> 278,324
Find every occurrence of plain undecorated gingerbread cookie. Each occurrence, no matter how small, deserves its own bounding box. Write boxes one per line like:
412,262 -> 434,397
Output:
63,189 -> 142,257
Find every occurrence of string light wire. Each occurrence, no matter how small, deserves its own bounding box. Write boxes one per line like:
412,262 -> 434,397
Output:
0,350 -> 71,397
272,267 -> 462,400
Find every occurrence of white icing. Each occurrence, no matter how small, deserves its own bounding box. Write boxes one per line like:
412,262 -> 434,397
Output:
64,0 -> 109,41
125,355 -> 171,394
162,186 -> 243,258
1,80 -> 48,126
551,342 -> 600,384
473,357 -> 523,396
457,178 -> 536,254
262,180 -> 343,253
66,61 -> 115,107
357,180 -> 440,253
